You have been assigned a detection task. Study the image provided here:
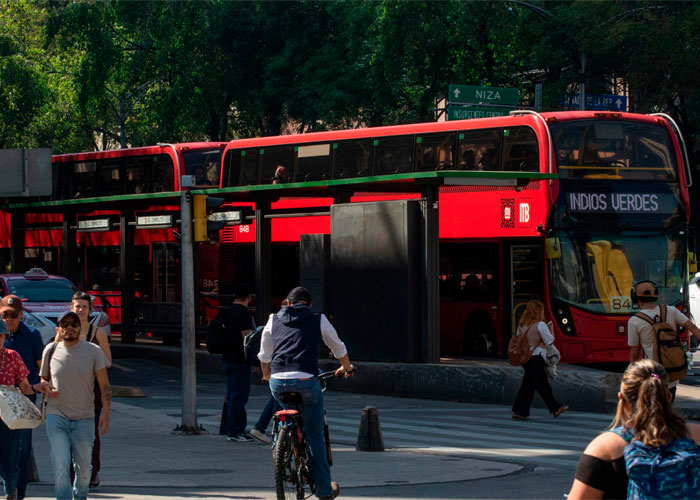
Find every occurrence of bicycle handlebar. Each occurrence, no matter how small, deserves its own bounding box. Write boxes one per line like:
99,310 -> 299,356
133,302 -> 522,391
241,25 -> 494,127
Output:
317,366 -> 357,380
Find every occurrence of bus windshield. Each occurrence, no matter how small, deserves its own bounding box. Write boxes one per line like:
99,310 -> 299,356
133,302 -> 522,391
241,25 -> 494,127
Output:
548,230 -> 685,315
184,148 -> 224,187
550,120 -> 677,181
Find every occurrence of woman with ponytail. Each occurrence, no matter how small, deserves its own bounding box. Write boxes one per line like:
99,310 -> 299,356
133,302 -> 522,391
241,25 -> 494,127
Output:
568,359 -> 700,499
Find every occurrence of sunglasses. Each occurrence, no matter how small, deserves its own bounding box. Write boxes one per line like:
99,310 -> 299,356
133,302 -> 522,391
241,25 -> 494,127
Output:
58,321 -> 81,329
1,311 -> 19,319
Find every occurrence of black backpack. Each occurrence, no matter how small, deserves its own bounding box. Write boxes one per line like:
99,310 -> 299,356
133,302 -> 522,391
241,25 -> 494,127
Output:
243,326 -> 263,367
206,313 -> 226,355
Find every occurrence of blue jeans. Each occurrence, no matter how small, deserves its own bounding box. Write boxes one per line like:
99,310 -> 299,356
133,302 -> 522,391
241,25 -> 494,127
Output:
46,415 -> 95,500
270,377 -> 332,498
0,419 -> 19,497
222,362 -> 252,436
255,395 -> 282,432
15,393 -> 36,498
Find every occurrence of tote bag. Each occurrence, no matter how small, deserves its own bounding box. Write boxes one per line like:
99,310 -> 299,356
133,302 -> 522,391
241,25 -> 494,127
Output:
0,385 -> 42,430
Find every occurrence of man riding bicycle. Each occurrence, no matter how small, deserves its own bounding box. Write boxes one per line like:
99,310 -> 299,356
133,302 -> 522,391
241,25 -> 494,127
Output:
259,286 -> 355,500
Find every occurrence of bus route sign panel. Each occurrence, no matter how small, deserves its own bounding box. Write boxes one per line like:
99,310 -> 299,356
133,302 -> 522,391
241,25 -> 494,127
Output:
448,105 -> 509,121
560,93 -> 627,111
449,85 -> 519,106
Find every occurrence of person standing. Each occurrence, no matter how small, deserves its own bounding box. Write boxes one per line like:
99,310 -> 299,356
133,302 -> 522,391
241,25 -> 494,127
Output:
40,311 -> 110,500
568,359 -> 700,499
627,280 -> 700,401
0,319 -> 55,500
221,283 -> 255,442
511,299 -> 569,421
259,286 -> 355,500
1,295 -> 44,500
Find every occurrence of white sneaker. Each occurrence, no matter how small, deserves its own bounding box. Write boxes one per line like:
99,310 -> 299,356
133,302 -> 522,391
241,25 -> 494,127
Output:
250,428 -> 271,443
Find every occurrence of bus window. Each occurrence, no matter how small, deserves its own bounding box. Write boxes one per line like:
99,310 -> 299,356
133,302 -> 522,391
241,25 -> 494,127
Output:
332,140 -> 371,179
503,127 -> 539,171
221,149 -> 240,187
125,156 -> 151,194
54,164 -> 72,199
98,159 -> 122,196
415,133 -> 455,171
373,136 -> 413,175
551,120 -> 678,180
73,161 -> 97,198
458,128 -> 501,171
260,146 -> 294,184
239,149 -> 260,186
153,156 -> 175,192
184,148 -> 223,187
295,143 -> 330,182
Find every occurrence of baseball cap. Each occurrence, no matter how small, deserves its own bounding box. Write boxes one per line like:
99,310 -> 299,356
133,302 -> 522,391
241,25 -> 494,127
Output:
0,295 -> 23,314
286,286 -> 311,305
57,311 -> 80,325
635,281 -> 658,299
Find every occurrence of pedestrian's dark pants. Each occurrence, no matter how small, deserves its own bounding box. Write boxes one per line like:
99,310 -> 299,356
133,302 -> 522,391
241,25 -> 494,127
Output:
255,395 -> 282,432
0,419 -> 20,498
15,393 -> 36,499
222,362 -> 252,436
512,355 -> 561,417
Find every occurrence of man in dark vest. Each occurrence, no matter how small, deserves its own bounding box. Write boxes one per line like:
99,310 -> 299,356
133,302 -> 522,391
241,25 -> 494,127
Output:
259,286 -> 354,500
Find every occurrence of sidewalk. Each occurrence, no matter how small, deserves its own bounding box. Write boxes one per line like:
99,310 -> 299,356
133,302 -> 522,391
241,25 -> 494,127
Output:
23,383 -> 520,500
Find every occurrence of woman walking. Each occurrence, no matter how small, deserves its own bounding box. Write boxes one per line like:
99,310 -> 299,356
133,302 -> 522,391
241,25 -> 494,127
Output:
511,299 -> 568,420
568,359 -> 700,499
0,320 -> 55,500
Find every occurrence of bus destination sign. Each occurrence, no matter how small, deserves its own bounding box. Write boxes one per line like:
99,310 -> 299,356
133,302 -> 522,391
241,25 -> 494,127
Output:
567,192 -> 676,214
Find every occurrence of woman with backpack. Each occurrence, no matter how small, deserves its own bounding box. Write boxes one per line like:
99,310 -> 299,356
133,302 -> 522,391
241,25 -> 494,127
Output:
511,299 -> 569,420
568,359 -> 700,499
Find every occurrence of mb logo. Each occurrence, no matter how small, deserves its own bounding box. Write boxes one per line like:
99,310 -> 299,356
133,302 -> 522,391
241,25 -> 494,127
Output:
518,200 -> 532,227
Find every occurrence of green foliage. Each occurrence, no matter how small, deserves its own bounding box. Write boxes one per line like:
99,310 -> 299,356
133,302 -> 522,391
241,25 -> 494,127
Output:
0,0 -> 698,157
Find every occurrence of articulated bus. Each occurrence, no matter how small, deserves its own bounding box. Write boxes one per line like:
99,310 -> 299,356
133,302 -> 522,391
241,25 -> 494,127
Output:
217,111 -> 693,364
1,142 -> 226,329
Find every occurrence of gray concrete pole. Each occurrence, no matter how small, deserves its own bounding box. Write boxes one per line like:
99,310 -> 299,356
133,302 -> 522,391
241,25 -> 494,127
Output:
180,189 -> 198,430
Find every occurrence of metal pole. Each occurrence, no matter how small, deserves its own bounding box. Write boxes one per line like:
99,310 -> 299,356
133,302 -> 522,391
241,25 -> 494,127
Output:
179,189 -> 198,431
579,53 -> 586,111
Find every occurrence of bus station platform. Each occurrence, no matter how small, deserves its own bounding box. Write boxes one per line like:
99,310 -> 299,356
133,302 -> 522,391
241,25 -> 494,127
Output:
111,341 -> 700,420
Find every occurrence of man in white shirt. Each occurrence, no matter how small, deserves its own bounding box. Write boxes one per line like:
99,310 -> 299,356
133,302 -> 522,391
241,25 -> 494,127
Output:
628,280 -> 700,399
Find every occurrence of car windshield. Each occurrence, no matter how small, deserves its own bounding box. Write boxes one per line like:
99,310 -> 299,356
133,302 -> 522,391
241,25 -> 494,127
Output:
548,230 -> 685,315
8,278 -> 77,302
550,120 -> 677,181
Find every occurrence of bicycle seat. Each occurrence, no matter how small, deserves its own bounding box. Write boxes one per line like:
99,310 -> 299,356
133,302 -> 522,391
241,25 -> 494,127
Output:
278,391 -> 303,405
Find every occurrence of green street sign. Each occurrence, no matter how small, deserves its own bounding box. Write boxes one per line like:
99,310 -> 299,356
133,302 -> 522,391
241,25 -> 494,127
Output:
449,85 -> 519,106
447,105 -> 510,121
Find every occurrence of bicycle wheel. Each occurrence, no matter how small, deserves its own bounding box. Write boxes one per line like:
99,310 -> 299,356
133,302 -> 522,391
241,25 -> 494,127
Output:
274,425 -> 305,500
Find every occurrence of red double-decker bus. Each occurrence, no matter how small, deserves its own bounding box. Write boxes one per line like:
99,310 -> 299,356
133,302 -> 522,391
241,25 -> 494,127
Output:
0,142 -> 226,329
217,110 -> 693,364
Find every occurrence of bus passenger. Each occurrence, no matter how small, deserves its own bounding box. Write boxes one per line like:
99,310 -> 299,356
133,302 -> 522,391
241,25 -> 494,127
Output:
272,165 -> 288,184
480,148 -> 498,170
567,359 -> 700,500
461,150 -> 476,170
511,300 -> 569,421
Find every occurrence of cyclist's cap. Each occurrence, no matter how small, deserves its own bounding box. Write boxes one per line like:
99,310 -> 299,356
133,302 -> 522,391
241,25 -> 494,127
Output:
0,294 -> 23,314
57,310 -> 80,324
286,286 -> 311,305
635,282 -> 657,299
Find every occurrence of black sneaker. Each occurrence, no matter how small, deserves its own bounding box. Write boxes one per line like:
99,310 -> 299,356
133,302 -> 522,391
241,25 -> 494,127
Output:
227,432 -> 254,442
89,473 -> 100,488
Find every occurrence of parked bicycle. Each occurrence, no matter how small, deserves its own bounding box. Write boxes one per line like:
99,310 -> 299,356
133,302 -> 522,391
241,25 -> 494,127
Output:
271,369 -> 350,500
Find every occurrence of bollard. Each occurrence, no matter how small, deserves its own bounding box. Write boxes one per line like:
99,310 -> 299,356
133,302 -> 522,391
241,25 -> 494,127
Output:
219,397 -> 228,435
356,406 -> 384,451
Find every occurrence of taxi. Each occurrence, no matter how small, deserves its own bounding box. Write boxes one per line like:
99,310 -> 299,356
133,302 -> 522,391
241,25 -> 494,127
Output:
0,268 -> 111,344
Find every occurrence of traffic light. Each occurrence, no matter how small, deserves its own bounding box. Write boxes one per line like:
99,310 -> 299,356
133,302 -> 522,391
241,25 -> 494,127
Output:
193,194 -> 225,242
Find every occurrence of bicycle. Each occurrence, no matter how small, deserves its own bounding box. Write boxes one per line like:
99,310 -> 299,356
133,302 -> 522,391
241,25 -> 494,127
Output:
271,369 -> 347,500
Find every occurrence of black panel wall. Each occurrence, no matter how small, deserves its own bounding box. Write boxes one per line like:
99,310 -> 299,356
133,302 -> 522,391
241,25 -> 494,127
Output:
330,201 -> 421,362
300,234 -> 330,314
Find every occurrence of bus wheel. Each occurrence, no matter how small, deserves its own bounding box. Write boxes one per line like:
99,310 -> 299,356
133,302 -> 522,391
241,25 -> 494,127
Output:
473,332 -> 495,357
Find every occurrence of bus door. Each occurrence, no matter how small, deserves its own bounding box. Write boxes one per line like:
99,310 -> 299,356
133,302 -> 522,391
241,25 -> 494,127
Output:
509,243 -> 543,345
152,243 -> 179,302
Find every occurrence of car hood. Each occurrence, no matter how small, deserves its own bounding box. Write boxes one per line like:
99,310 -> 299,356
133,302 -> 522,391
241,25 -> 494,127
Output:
23,302 -> 72,314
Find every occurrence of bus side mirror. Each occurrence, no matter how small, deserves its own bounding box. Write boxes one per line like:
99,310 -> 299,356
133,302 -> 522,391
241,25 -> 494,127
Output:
545,237 -> 561,260
690,252 -> 697,274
